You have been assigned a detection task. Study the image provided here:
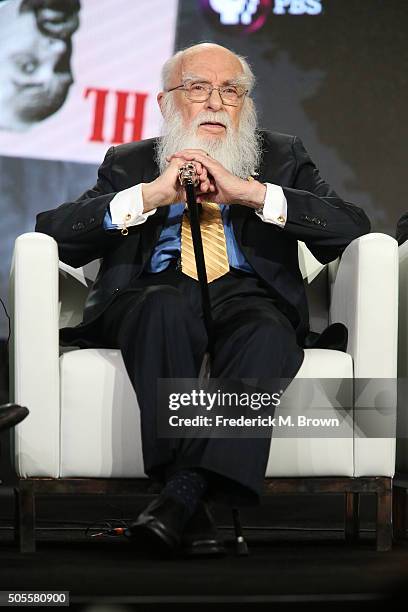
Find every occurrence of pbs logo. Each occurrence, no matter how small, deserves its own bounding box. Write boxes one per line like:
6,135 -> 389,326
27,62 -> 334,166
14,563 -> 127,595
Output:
201,0 -> 322,33
273,0 -> 322,15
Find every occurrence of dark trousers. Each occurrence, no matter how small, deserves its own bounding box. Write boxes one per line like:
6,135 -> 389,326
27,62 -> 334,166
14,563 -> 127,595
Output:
93,265 -> 304,504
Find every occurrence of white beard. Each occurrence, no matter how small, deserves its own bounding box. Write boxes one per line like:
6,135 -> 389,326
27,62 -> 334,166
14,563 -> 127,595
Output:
155,95 -> 262,179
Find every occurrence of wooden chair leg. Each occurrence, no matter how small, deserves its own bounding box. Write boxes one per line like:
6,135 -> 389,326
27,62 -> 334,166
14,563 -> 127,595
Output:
18,480 -> 36,553
345,492 -> 360,543
13,487 -> 20,546
376,479 -> 392,552
392,486 -> 407,541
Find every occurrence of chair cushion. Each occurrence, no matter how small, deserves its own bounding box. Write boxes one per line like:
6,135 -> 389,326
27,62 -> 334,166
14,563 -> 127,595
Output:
60,347 -> 355,479
60,349 -> 145,478
266,348 -> 355,477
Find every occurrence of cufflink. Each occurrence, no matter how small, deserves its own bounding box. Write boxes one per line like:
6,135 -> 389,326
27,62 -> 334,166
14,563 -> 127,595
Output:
121,213 -> 132,236
277,215 -> 286,224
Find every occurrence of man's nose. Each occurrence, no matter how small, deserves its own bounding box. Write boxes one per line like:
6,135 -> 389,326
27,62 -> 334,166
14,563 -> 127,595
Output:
204,88 -> 223,111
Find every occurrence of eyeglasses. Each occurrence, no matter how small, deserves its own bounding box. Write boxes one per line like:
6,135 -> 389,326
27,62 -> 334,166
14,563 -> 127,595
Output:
166,81 -> 248,107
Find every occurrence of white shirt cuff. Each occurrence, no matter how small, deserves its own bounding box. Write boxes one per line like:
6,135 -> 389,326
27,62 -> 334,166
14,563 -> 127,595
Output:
255,183 -> 287,227
109,183 -> 157,228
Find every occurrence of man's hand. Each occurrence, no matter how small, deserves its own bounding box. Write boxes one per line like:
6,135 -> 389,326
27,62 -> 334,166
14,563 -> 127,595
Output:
168,149 -> 266,209
141,156 -> 214,213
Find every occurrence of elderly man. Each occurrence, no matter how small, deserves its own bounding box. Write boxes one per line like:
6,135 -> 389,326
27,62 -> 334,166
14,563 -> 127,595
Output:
36,43 -> 370,556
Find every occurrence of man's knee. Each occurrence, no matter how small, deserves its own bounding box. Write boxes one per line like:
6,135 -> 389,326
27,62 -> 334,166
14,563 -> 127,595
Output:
239,317 -> 295,345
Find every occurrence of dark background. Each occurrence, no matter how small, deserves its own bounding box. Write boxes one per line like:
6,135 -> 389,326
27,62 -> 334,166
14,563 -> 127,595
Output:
177,0 -> 407,234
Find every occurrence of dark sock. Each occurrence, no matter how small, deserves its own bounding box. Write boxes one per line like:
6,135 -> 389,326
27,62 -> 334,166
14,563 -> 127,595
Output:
161,469 -> 208,520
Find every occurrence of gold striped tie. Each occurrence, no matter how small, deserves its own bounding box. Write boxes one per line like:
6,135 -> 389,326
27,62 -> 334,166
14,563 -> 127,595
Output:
181,202 -> 230,283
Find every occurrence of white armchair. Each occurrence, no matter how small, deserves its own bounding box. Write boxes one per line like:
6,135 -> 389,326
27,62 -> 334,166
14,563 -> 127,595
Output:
9,232 -> 398,552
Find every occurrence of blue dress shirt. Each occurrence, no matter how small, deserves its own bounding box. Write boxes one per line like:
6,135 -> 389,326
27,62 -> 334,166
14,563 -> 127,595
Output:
103,204 -> 254,274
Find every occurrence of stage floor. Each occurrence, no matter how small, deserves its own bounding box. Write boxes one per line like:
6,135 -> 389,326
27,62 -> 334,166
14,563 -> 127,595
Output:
0,488 -> 407,609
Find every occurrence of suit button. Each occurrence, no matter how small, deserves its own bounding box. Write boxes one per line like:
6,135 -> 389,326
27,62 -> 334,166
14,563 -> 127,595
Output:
77,221 -> 85,229
113,288 -> 120,293
72,223 -> 78,230
89,217 -> 95,224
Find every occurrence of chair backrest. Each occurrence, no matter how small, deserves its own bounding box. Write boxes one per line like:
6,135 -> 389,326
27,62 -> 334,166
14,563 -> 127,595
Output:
58,260 -> 100,329
58,242 -> 334,333
298,241 -> 332,332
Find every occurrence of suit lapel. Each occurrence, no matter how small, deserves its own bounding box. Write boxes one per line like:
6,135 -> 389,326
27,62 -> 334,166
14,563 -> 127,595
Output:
230,137 -> 269,244
230,204 -> 248,246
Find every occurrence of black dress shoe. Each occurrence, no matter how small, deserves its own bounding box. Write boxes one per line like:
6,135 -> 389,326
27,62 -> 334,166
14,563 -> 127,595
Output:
304,322 -> 348,352
125,494 -> 191,553
0,404 -> 29,432
181,502 -> 226,558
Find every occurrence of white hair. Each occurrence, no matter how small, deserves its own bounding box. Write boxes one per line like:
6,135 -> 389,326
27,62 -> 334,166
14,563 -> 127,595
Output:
161,43 -> 256,93
155,94 -> 261,179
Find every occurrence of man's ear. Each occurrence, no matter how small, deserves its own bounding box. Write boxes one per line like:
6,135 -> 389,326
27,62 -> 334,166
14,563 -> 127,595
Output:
157,92 -> 165,116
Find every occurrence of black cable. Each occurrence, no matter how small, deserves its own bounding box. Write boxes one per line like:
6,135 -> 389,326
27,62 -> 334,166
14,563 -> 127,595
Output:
0,516 -> 130,538
0,297 -> 11,345
0,524 -> 379,534
217,525 -> 378,533
85,518 -> 129,538
0,512 -> 379,536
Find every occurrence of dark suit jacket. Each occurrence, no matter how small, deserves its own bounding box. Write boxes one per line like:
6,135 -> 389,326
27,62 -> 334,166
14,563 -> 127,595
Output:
36,131 -> 370,343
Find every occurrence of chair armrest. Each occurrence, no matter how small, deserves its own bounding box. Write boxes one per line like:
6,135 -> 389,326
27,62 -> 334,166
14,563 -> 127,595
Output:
396,242 -> 408,472
9,232 -> 60,477
330,233 -> 398,379
398,241 -> 408,377
330,233 -> 398,477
